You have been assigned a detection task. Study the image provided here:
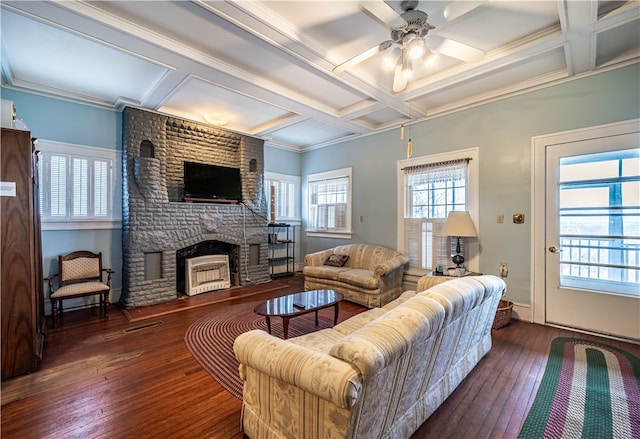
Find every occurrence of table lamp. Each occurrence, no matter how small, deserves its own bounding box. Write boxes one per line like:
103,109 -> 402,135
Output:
441,211 -> 477,268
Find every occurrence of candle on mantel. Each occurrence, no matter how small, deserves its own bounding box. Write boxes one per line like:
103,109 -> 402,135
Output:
270,185 -> 276,224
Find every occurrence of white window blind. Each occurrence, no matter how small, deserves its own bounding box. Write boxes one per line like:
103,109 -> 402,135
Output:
37,139 -> 120,229
73,157 -> 89,216
307,167 -> 352,237
265,172 -> 300,222
94,160 -> 108,217
403,159 -> 469,271
49,155 -> 67,217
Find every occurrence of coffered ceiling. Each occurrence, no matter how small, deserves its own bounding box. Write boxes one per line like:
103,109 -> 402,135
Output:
1,1 -> 638,151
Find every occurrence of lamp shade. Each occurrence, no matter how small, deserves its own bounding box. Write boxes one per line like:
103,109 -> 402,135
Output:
442,211 -> 477,237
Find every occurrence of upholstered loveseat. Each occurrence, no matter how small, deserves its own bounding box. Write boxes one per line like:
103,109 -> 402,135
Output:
233,275 -> 506,438
303,244 -> 409,308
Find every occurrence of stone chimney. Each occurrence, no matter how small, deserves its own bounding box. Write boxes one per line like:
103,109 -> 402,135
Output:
120,107 -> 270,308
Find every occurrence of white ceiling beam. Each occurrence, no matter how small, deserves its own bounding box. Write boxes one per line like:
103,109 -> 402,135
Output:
557,0 -> 596,75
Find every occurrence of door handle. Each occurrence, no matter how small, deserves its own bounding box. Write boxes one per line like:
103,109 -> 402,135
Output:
548,245 -> 562,253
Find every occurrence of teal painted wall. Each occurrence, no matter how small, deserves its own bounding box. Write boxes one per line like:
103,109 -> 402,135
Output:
264,146 -> 301,176
3,63 -> 639,313
301,63 -> 640,306
1,89 -> 123,313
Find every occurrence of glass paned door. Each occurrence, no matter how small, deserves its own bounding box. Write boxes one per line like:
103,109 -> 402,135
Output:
545,133 -> 640,340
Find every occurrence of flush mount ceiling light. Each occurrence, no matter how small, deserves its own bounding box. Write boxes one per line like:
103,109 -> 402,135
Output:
203,112 -> 229,126
333,0 -> 486,93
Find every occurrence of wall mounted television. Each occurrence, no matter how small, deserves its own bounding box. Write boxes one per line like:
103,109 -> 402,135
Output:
183,161 -> 242,202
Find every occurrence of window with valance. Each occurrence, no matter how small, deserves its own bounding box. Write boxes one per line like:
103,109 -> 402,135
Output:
402,158 -> 469,271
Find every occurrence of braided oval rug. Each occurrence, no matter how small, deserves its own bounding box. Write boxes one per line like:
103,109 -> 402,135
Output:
184,300 -> 358,399
518,337 -> 640,439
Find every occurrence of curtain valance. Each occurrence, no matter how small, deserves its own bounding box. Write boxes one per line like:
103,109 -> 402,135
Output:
403,158 -> 470,186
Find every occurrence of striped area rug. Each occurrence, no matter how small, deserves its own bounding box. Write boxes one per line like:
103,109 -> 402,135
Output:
184,300 -> 359,399
519,337 -> 640,439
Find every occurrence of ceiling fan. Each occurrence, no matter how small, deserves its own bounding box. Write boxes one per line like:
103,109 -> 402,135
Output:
333,1 -> 486,92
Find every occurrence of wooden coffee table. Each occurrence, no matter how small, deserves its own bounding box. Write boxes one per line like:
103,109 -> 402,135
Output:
254,289 -> 343,339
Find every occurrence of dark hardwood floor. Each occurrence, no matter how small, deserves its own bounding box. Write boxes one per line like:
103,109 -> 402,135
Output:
2,274 -> 638,438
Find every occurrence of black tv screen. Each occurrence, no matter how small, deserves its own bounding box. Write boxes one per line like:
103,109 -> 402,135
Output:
183,161 -> 242,202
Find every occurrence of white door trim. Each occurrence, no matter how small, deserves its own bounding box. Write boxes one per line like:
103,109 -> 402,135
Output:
531,118 -> 640,326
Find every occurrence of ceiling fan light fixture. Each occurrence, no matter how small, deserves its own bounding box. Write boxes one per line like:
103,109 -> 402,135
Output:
383,47 -> 402,69
407,39 -> 425,59
402,55 -> 413,78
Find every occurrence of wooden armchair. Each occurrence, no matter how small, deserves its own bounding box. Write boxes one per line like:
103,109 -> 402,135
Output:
47,251 -> 114,327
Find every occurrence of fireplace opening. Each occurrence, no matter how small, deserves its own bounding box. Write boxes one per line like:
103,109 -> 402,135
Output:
176,241 -> 239,294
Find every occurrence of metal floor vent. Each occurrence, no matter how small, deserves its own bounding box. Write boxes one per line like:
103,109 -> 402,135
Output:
124,321 -> 163,333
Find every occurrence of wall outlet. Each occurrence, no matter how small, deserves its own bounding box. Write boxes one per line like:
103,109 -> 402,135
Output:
500,262 -> 509,278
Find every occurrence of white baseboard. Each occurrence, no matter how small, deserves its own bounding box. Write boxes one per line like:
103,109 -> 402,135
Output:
510,302 -> 531,322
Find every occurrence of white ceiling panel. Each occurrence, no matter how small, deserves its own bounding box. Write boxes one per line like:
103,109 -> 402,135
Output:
596,18 -> 640,67
268,119 -> 357,149
411,47 -> 568,113
159,76 -> 293,133
1,8 -> 170,106
351,107 -> 410,130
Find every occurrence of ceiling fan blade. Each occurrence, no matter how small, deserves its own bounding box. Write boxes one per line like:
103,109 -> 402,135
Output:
443,1 -> 486,21
426,1 -> 486,27
392,62 -> 408,93
426,35 -> 485,63
333,40 -> 393,74
361,1 -> 407,29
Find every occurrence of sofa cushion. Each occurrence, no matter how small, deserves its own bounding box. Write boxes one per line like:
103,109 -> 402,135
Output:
382,290 -> 418,310
337,269 -> 379,289
333,307 -> 388,335
420,277 -> 485,323
329,296 -> 445,378
304,265 -> 351,281
331,244 -> 362,268
290,328 -> 346,354
325,253 -> 350,267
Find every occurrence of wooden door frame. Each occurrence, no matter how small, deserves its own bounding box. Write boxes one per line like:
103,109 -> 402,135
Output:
531,118 -> 640,326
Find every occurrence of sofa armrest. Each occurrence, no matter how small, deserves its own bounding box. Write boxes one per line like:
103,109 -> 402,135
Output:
233,329 -> 361,408
373,254 -> 409,277
304,248 -> 336,267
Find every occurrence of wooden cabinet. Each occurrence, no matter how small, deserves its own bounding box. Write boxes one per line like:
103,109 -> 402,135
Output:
1,128 -> 45,380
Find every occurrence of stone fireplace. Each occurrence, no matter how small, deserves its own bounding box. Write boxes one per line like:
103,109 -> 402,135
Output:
120,107 -> 270,308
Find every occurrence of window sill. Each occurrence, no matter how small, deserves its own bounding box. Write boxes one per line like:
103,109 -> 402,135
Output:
306,230 -> 352,239
41,219 -> 123,231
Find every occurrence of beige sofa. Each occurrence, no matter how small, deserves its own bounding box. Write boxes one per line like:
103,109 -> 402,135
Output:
303,244 -> 409,308
233,274 -> 506,439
